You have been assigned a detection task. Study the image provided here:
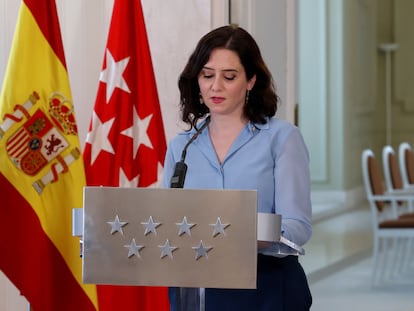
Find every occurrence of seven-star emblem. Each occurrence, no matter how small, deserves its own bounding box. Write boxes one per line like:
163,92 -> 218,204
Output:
107,215 -> 128,235
176,216 -> 196,236
106,215 -> 232,259
158,239 -> 178,259
124,238 -> 144,258
141,216 -> 161,236
192,240 -> 213,260
210,217 -> 230,237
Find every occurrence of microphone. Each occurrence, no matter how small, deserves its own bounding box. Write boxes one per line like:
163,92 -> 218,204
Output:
170,117 -> 210,188
170,161 -> 187,188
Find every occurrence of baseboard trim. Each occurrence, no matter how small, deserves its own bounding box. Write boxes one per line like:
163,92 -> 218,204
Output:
311,186 -> 367,223
306,248 -> 371,284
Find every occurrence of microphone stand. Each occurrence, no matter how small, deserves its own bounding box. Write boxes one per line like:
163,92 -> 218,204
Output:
170,117 -> 210,311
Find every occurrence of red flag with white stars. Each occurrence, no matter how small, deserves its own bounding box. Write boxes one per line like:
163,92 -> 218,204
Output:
83,0 -> 169,309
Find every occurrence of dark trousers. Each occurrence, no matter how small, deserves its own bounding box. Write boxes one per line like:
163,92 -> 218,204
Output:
169,255 -> 312,311
205,255 -> 312,311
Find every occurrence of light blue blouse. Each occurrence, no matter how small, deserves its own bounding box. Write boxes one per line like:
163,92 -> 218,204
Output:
162,117 -> 312,256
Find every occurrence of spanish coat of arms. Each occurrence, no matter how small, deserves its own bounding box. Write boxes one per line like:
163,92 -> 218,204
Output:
0,91 -> 81,194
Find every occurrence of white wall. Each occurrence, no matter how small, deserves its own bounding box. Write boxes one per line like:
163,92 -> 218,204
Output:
229,0 -> 297,122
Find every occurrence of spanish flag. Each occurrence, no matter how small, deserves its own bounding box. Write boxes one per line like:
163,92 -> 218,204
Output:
0,1 -> 97,310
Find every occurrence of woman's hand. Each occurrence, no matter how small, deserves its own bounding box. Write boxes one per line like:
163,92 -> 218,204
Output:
257,241 -> 272,250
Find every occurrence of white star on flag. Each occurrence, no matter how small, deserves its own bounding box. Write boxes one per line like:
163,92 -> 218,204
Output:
99,49 -> 131,103
121,108 -> 153,158
119,167 -> 139,188
85,111 -> 115,165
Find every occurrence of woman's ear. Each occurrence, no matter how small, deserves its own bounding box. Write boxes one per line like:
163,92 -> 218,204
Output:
247,74 -> 256,91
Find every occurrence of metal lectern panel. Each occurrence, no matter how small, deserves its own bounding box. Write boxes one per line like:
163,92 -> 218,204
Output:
83,187 -> 258,289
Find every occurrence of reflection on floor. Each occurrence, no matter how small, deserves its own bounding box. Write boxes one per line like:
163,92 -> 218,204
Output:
301,206 -> 373,279
302,204 -> 414,311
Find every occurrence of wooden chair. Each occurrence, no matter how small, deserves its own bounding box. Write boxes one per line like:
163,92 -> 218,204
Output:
361,149 -> 414,286
382,145 -> 414,216
383,145 -> 414,192
398,142 -> 414,189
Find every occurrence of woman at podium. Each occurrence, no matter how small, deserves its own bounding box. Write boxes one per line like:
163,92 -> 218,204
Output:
163,24 -> 312,311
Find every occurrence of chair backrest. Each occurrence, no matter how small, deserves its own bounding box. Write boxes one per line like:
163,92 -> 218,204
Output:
362,149 -> 385,211
382,145 -> 403,192
398,142 -> 414,188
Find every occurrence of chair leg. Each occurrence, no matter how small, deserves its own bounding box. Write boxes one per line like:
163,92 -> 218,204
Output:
380,238 -> 391,283
396,238 -> 406,275
377,237 -> 414,285
402,238 -> 414,273
390,237 -> 402,282
408,200 -> 414,213
398,238 -> 410,274
371,235 -> 380,287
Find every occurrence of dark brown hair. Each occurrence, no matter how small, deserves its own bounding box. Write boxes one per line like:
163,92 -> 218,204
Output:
178,25 -> 279,130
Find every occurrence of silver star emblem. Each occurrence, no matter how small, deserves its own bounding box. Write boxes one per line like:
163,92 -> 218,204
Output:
210,217 -> 230,237
124,238 -> 144,258
141,216 -> 161,236
176,216 -> 196,236
107,215 -> 128,235
192,240 -> 213,260
158,239 -> 178,259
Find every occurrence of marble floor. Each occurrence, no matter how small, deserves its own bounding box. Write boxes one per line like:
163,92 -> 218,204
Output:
303,205 -> 414,311
301,205 -> 373,279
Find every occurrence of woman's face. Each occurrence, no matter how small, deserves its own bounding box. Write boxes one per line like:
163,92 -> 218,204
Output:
198,48 -> 255,118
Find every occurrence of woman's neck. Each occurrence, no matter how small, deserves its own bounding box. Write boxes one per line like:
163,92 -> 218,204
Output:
208,114 -> 248,133
208,114 -> 248,164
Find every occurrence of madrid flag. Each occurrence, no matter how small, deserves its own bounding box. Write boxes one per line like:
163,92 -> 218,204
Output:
0,0 -> 97,310
83,0 -> 169,310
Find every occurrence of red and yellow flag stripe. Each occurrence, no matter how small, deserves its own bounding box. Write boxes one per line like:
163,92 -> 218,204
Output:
0,0 -> 97,310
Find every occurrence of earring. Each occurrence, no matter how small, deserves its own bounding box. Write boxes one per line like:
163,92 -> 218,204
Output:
245,90 -> 250,105
199,93 -> 204,105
